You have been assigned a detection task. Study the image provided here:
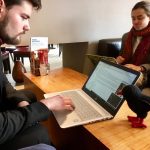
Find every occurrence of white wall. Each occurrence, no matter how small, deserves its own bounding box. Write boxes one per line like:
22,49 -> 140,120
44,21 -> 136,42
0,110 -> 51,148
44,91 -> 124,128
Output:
21,0 -> 140,45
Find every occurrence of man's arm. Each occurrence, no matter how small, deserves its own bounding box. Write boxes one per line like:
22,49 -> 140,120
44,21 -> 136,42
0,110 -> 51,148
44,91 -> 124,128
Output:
3,73 -> 35,104
0,95 -> 74,144
0,102 -> 51,144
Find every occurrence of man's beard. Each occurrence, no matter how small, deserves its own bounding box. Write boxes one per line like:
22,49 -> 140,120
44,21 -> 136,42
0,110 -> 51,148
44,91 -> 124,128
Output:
0,15 -> 21,45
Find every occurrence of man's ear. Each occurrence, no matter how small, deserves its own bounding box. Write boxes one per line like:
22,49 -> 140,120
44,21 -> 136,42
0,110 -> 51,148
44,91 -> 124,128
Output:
0,0 -> 6,18
0,0 -> 6,21
0,0 -> 2,8
0,0 -> 5,13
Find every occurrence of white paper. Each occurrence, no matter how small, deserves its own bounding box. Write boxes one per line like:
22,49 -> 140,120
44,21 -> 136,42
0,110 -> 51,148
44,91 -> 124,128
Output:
30,37 -> 48,51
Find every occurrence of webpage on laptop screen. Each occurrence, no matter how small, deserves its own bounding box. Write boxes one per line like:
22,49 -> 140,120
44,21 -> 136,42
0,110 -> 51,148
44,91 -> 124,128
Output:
85,61 -> 137,109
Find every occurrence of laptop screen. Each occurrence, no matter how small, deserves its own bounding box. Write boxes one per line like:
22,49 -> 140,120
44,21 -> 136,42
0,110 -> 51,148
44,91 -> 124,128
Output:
82,60 -> 140,116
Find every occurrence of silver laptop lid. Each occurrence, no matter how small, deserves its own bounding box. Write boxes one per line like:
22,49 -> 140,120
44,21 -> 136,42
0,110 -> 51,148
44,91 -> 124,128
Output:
82,59 -> 140,116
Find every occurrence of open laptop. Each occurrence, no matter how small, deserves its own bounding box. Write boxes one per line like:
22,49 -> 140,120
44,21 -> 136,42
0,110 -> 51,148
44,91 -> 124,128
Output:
44,60 -> 140,128
86,54 -> 117,66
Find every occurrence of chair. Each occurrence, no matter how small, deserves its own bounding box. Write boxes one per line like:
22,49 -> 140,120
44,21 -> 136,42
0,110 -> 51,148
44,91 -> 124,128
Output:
1,47 -> 11,74
5,47 -> 16,62
13,46 -> 31,64
97,38 -> 122,57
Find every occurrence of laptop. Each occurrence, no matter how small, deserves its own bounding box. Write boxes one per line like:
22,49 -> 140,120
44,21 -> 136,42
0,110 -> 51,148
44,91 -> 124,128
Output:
86,54 -> 117,66
44,60 -> 140,128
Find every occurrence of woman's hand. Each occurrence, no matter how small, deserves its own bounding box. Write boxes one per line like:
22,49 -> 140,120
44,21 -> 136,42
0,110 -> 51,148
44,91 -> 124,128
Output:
116,56 -> 125,64
124,64 -> 141,72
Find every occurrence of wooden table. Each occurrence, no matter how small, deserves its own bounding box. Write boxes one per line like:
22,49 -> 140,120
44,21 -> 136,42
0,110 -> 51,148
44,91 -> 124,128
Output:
24,68 -> 150,150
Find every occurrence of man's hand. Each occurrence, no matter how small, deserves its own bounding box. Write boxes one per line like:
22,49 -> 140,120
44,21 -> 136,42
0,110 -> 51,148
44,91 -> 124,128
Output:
40,95 -> 75,111
18,101 -> 30,107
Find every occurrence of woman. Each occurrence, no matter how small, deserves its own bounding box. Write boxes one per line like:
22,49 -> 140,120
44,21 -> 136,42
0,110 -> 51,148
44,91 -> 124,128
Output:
116,1 -> 150,88
117,1 -> 150,128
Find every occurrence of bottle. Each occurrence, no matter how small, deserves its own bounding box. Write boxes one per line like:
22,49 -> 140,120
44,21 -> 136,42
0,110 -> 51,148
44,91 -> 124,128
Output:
34,56 -> 40,76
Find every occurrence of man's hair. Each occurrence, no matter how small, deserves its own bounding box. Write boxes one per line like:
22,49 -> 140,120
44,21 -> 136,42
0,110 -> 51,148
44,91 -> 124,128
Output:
132,1 -> 150,16
4,0 -> 42,10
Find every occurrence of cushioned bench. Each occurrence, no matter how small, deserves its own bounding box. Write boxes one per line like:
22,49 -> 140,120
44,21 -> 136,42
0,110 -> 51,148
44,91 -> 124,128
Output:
97,38 -> 122,58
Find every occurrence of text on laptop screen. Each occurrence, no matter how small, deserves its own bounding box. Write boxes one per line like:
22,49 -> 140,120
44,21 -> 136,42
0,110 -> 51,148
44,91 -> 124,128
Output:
84,61 -> 138,110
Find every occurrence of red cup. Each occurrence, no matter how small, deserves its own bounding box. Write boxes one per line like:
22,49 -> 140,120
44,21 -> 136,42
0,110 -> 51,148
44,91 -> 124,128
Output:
37,49 -> 48,64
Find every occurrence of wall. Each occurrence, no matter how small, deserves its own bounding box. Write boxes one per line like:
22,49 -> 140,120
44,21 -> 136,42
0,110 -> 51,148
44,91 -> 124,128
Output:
21,0 -> 139,45
20,0 -> 140,75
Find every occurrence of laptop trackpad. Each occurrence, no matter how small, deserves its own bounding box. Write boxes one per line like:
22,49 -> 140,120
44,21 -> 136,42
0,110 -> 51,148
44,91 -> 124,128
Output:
53,110 -> 81,128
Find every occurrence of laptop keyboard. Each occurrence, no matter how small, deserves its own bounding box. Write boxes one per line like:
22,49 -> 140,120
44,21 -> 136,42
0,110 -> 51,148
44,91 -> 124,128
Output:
60,91 -> 103,121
